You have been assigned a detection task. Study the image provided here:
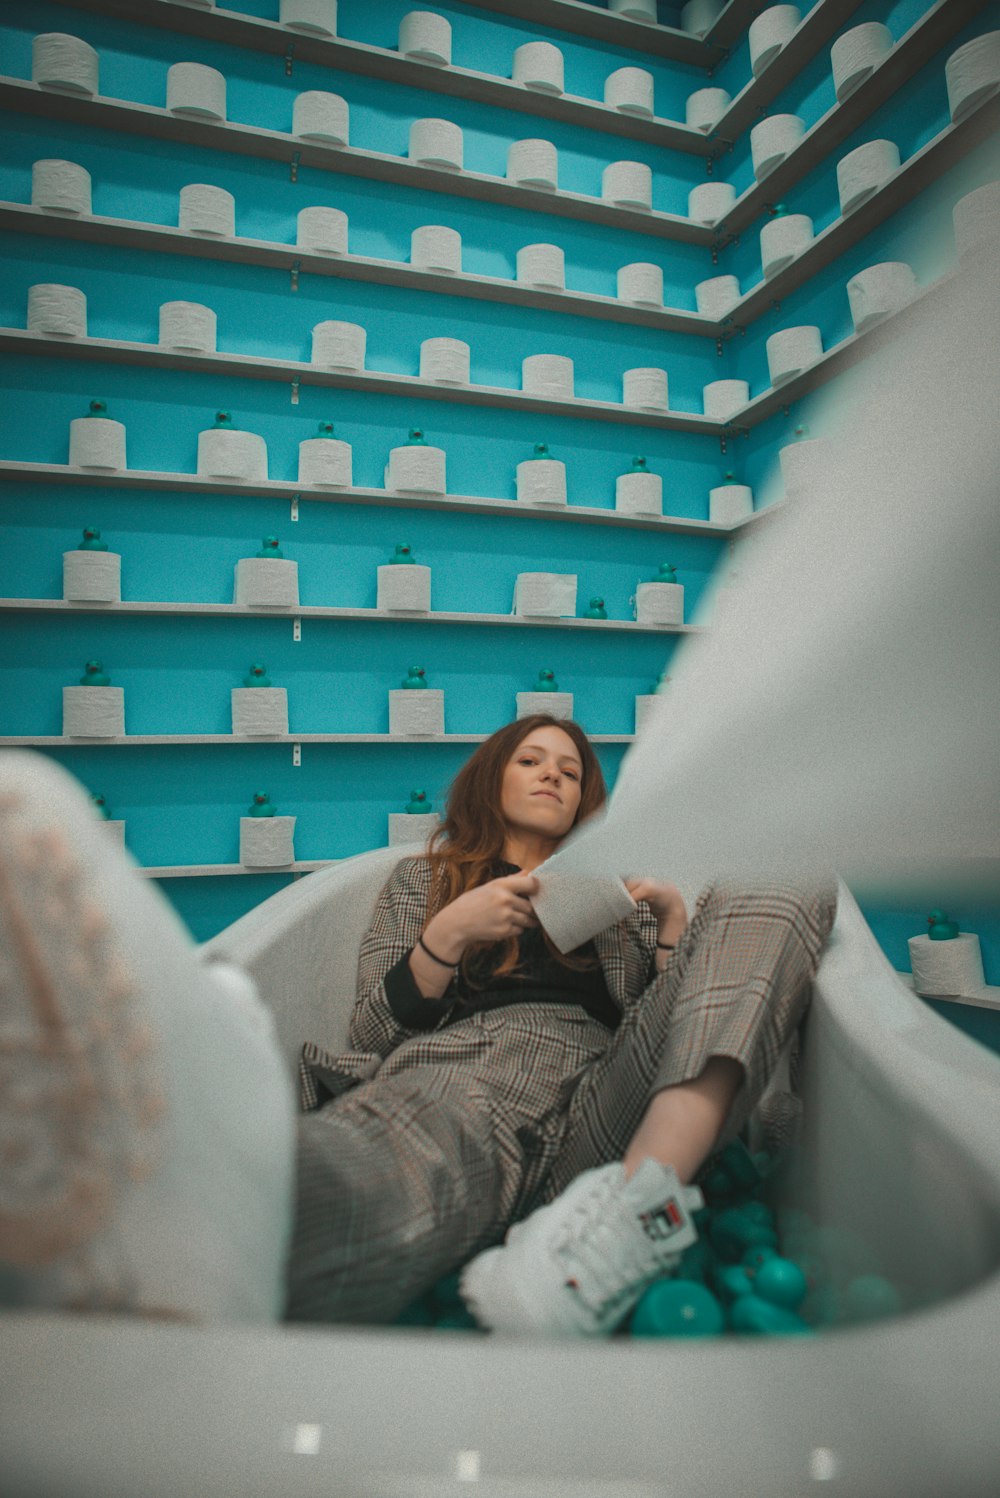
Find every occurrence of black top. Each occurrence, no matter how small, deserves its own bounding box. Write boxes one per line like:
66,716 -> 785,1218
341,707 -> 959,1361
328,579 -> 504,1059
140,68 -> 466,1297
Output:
382,859 -> 621,1034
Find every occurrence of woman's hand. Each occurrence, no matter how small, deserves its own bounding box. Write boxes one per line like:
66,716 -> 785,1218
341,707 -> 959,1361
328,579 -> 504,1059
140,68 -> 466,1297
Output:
426,872 -> 540,957
623,877 -> 687,925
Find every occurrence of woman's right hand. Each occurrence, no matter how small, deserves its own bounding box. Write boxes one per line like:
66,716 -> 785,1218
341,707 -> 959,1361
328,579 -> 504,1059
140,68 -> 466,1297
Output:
425,872 -> 540,956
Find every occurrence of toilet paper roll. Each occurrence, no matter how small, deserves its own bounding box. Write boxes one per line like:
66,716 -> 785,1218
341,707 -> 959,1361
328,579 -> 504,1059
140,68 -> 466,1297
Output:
508,139 -> 558,190
293,90 -> 349,145
530,871 -> 637,951
688,181 -> 735,225
63,686 -> 125,738
766,324 -> 823,386
703,380 -> 749,419
634,695 -> 658,735
837,139 -> 900,215
760,212 -> 814,278
158,300 -> 217,352
909,932 -> 986,996
512,41 -> 564,94
516,692 -> 573,721
514,572 -> 577,617
63,550 -> 121,602
615,471 -> 662,515
166,62 -> 226,120
635,581 -> 684,624
399,11 -> 452,65
516,243 -> 565,290
846,262 -> 918,335
623,367 -> 668,411
231,687 -> 289,736
945,31 -> 1000,124
386,444 -> 446,493
377,564 -> 431,611
298,437 -> 352,487
240,817 -> 296,867
953,180 -> 1000,258
779,436 -> 833,502
610,0 -> 657,16
749,6 -> 801,77
695,274 -> 740,318
279,0 -> 337,35
680,0 -> 724,38
709,483 -> 754,524
617,262 -> 663,306
516,458 -> 567,505
831,22 -> 894,102
389,689 -> 444,735
312,320 -> 366,370
198,429 -> 268,481
27,283 -> 87,337
522,354 -> 574,399
686,87 -> 730,133
234,558 -> 298,606
411,224 -> 462,272
604,66 -> 654,117
410,118 -> 463,170
602,160 -> 652,210
750,114 -> 805,181
69,417 -> 126,471
296,206 -> 348,254
179,183 -> 235,236
389,812 -> 440,847
32,33 -> 98,95
419,337 -> 470,383
32,159 -> 92,215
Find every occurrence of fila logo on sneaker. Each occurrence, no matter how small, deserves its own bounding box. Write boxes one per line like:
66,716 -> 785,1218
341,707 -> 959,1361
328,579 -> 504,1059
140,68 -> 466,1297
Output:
639,1197 -> 684,1242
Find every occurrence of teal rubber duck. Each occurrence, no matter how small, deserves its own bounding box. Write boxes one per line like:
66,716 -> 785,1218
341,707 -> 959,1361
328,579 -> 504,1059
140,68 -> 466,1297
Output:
85,399 -> 108,418
927,908 -> 960,940
631,1279 -> 726,1339
630,455 -> 648,472
388,543 -> 416,565
721,469 -> 738,485
80,659 -> 110,686
792,422 -> 810,441
91,791 -> 110,819
654,562 -> 678,584
651,668 -> 670,694
770,202 -> 788,218
584,597 -> 607,619
406,788 -> 433,814
243,662 -> 271,687
407,427 -> 427,445
213,410 -> 233,429
248,791 -> 276,818
79,526 -> 108,551
534,668 -> 558,692
317,420 -> 335,437
401,665 -> 427,689
258,536 -> 283,559
532,442 -> 551,458
728,1295 -> 814,1336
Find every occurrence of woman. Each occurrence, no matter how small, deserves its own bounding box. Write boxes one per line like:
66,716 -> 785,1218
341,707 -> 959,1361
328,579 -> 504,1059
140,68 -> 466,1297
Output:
288,713 -> 838,1335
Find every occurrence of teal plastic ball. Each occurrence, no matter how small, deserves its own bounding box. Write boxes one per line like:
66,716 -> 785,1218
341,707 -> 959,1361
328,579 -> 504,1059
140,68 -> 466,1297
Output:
741,1244 -> 780,1273
631,1279 -> 726,1338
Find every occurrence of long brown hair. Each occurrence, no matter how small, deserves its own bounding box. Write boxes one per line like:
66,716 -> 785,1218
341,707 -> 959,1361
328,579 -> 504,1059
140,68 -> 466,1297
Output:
422,715 -> 608,988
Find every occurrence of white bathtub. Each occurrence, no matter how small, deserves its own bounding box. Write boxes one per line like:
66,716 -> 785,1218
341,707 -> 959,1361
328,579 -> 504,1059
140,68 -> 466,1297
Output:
2,858 -> 1000,1498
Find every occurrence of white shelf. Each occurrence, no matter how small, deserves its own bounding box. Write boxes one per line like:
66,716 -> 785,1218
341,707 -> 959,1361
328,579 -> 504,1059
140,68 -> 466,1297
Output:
0,327 -> 729,433
0,462 -> 780,537
0,599 -> 707,635
895,972 -> 1000,1014
0,733 -> 638,747
423,0 -> 752,59
54,0 -> 715,154
0,204 -> 719,339
145,858 -> 341,879
0,79 -> 710,246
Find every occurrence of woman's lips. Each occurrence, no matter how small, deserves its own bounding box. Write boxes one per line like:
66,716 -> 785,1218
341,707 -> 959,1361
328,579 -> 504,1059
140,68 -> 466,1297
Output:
532,791 -> 560,802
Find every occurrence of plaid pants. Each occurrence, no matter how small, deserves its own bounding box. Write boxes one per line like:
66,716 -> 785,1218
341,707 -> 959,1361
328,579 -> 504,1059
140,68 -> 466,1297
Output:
284,878 -> 836,1324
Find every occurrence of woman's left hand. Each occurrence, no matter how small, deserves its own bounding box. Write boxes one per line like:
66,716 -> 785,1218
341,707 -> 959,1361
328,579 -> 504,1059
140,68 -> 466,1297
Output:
623,877 -> 687,924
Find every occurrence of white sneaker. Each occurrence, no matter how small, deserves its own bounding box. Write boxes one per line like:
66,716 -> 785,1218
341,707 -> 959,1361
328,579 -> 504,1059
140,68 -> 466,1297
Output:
460,1158 -> 704,1337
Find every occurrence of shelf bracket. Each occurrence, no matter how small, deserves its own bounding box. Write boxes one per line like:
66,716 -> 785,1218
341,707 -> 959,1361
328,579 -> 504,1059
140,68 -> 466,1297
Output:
719,432 -> 728,456
716,337 -> 723,357
705,157 -> 714,178
290,259 -> 301,292
290,377 -> 300,405
292,742 -> 301,767
291,492 -> 300,522
293,616 -> 301,642
290,151 -> 301,185
285,44 -> 295,77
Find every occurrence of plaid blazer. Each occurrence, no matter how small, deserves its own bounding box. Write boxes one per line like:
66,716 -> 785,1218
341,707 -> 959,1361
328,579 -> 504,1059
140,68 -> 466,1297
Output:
299,854 -> 660,1135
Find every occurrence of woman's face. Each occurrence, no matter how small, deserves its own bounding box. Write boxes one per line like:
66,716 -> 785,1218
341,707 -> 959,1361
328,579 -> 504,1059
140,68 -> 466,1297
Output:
500,725 -> 584,841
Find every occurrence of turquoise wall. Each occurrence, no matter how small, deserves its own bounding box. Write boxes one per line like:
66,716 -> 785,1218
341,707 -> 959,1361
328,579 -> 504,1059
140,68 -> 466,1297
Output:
1,0 -> 997,1051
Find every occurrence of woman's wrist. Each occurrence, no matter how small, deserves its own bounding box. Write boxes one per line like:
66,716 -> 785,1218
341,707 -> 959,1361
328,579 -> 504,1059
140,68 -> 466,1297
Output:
656,905 -> 687,951
422,909 -> 467,965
